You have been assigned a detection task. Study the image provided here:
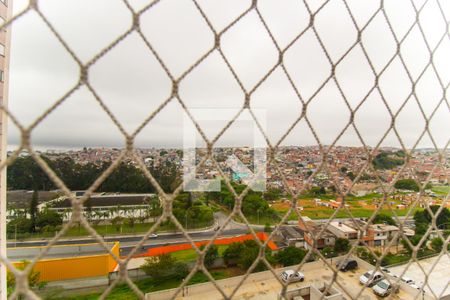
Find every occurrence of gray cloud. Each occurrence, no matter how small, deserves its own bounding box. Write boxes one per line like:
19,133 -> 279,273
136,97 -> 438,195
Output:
7,0 -> 450,150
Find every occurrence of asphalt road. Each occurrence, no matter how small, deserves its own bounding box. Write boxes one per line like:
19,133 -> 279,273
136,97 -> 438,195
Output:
7,212 -> 255,257
7,214 -> 412,258
8,228 -> 250,258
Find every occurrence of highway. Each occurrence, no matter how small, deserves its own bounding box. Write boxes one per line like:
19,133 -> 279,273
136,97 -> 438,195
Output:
7,212 -> 255,257
7,213 -> 413,258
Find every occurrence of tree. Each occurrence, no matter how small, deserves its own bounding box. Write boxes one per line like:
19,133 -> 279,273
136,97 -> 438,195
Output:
355,247 -> 377,265
141,253 -> 188,281
372,152 -> 404,170
373,214 -> 396,225
171,261 -> 189,280
347,172 -> 355,181
310,186 -> 326,195
36,209 -> 63,230
7,156 -> 181,193
238,240 -> 261,270
201,245 -> 218,268
414,206 -> 450,231
275,246 -> 307,267
124,207 -> 137,232
111,216 -> 123,232
85,199 -> 93,222
321,246 -> 336,258
394,179 -> 420,191
263,188 -> 282,201
223,243 -> 245,267
430,238 -> 443,252
125,216 -> 137,232
223,240 -> 274,271
334,238 -> 351,254
401,235 -> 424,254
7,217 -> 32,235
141,253 -> 175,279
238,240 -> 273,272
7,260 -> 46,295
29,190 -> 39,233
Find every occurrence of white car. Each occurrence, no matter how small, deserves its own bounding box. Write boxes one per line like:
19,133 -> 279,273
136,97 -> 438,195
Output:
381,268 -> 391,274
401,276 -> 415,285
409,282 -> 423,290
359,270 -> 384,287
148,233 -> 158,239
373,279 -> 399,297
281,270 -> 305,283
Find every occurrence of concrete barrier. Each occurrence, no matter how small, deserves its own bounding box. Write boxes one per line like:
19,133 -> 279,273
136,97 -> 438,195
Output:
146,259 -> 337,300
146,256 -> 435,300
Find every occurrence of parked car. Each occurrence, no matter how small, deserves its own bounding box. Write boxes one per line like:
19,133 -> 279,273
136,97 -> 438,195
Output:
409,282 -> 423,290
280,270 -> 305,283
336,259 -> 358,272
359,270 -> 384,287
149,233 -> 158,239
373,279 -> 399,297
401,276 -> 415,285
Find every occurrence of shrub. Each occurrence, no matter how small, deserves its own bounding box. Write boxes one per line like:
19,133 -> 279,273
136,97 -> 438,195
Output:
394,179 -> 419,191
142,254 -> 174,279
201,244 -> 219,268
334,238 -> 351,254
223,243 -> 245,267
321,246 -> 336,258
431,238 -> 443,252
275,246 -> 307,266
7,260 -> 46,296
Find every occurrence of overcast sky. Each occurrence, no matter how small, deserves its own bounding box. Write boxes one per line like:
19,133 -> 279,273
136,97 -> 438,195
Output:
6,0 -> 450,150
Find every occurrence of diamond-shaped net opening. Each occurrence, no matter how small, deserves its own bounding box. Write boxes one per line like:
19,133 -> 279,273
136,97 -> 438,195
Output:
0,0 -> 449,299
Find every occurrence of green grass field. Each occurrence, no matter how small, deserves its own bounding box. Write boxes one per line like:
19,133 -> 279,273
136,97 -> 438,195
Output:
432,185 -> 450,195
48,270 -> 233,300
276,207 -> 417,222
171,245 -> 229,263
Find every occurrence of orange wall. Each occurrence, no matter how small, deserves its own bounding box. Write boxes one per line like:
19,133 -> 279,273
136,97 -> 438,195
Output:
135,232 -> 277,258
12,242 -> 120,282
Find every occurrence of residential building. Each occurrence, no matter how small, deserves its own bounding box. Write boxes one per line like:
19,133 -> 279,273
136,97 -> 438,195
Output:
276,226 -> 305,248
300,220 -> 335,250
327,221 -> 358,240
347,220 -> 400,248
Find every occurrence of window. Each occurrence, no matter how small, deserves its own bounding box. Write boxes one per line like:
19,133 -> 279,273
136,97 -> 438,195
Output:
0,44 -> 4,56
0,70 -> 3,82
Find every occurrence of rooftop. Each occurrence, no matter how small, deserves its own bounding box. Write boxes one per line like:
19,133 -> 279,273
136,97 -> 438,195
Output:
50,194 -> 156,208
328,221 -> 358,233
